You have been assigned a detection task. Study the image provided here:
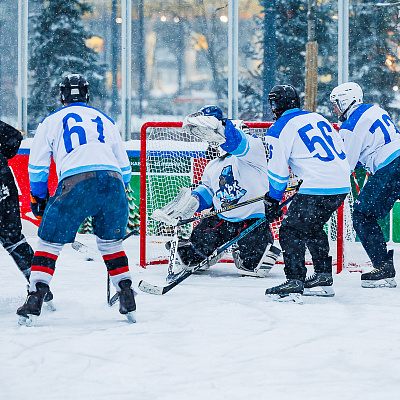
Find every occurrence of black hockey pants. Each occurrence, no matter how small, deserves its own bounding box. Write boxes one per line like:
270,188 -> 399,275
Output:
0,159 -> 34,280
178,215 -> 273,270
279,193 -> 347,281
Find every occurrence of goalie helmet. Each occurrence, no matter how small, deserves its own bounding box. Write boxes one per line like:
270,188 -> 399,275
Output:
199,105 -> 223,120
330,82 -> 363,122
268,85 -> 300,120
60,74 -> 89,105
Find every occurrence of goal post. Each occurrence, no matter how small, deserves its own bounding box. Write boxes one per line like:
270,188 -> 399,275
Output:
139,121 -> 354,273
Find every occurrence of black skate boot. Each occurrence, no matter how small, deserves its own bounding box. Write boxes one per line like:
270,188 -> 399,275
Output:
118,279 -> 136,323
303,273 -> 334,297
303,257 -> 334,297
26,283 -> 56,311
361,250 -> 397,288
265,279 -> 304,303
17,282 -> 49,326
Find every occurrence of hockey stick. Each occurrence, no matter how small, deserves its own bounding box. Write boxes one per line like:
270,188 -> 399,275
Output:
167,225 -> 180,278
71,229 -> 138,260
71,230 -> 137,306
175,183 -> 300,226
138,188 -> 300,295
107,273 -> 112,305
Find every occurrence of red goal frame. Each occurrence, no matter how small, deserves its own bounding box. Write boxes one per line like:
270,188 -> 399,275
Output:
139,121 -> 345,272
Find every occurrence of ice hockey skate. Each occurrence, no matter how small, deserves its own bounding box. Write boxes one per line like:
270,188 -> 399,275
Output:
303,273 -> 335,297
26,283 -> 56,311
265,279 -> 304,304
118,279 -> 136,323
361,250 -> 397,288
17,282 -> 50,326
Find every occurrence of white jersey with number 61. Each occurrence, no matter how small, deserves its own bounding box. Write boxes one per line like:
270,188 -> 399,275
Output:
29,102 -> 131,197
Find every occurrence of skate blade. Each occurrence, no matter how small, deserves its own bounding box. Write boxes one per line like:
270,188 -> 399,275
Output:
18,314 -> 37,327
44,300 -> 56,311
361,278 -> 397,288
266,293 -> 303,304
303,286 -> 335,297
125,311 -> 136,323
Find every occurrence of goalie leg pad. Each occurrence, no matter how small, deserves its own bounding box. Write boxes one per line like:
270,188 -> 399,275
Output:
254,244 -> 281,277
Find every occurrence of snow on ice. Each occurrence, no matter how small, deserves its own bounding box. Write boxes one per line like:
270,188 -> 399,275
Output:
1,220 -> 400,399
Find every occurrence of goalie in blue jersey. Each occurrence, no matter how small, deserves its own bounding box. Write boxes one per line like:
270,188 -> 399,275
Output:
263,85 -> 350,303
152,105 -> 280,281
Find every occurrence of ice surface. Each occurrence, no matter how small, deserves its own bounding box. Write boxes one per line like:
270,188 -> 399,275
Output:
1,220 -> 400,399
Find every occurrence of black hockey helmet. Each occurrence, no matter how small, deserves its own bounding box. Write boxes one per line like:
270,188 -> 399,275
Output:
268,85 -> 300,119
60,74 -> 89,105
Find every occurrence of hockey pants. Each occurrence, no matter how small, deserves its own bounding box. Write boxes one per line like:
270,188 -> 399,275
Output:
279,193 -> 347,281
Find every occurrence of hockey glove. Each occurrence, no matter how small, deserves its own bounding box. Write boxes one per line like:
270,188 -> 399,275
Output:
264,193 -> 283,223
30,190 -> 49,220
182,114 -> 226,145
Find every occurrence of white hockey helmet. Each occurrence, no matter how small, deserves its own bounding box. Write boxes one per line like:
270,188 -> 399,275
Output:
330,82 -> 363,122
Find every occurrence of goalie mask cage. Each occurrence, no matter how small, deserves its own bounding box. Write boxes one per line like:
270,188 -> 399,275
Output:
140,121 -> 362,273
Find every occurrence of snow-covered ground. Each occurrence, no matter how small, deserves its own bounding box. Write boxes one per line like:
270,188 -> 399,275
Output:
1,220 -> 400,400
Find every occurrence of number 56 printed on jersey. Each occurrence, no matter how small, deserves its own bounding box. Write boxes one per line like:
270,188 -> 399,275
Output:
297,121 -> 346,162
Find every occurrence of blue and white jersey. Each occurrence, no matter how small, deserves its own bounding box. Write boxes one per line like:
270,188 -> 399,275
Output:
29,102 -> 131,197
339,104 -> 400,174
265,108 -> 350,201
192,120 -> 269,222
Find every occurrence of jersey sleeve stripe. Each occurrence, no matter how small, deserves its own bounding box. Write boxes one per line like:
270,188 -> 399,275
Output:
28,168 -> 50,183
267,169 -> 290,183
121,165 -> 131,173
231,134 -> 250,157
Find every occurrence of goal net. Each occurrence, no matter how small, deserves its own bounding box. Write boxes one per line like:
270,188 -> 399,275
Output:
139,121 -> 365,273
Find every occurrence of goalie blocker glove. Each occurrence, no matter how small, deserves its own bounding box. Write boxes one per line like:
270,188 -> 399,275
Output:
264,193 -> 283,223
30,190 -> 49,220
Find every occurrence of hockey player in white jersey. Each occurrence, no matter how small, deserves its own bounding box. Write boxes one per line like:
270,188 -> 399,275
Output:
152,105 -> 279,281
264,85 -> 350,302
17,74 -> 136,325
330,82 -> 400,288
